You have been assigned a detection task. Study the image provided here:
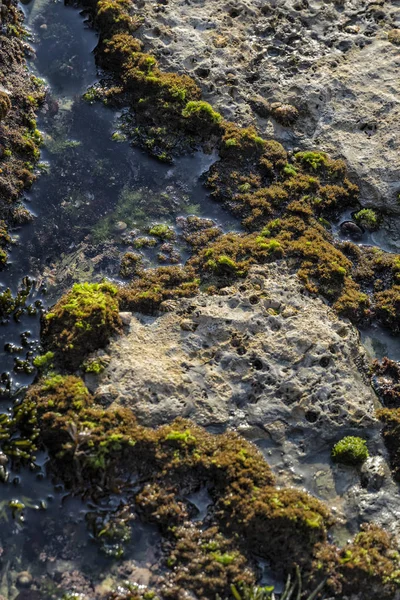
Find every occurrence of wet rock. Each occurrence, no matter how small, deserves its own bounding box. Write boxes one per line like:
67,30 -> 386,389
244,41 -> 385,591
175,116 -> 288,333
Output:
314,469 -> 336,501
361,456 -> 388,491
180,318 -> 197,332
11,207 -> 34,225
94,263 -> 378,440
340,220 -> 363,240
16,572 -> 32,589
141,0 -> 400,222
248,95 -> 271,118
119,312 -> 132,327
270,102 -> 299,126
93,383 -> 120,406
92,264 -> 400,528
372,357 -> 400,408
113,221 -> 128,233
388,29 -> 400,45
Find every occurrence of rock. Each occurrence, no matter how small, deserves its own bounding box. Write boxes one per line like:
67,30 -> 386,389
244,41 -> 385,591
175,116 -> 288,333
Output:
180,318 -> 197,332
15,572 -> 32,588
93,383 -> 120,406
141,0 -> 400,227
95,264 -> 400,529
388,29 -> 400,45
248,95 -> 271,118
12,207 -> 34,225
313,469 -> 336,501
119,311 -> 132,327
95,263 -> 377,438
371,357 -> 400,408
361,456 -> 388,491
113,221 -> 128,233
270,102 -> 299,126
340,220 -> 364,240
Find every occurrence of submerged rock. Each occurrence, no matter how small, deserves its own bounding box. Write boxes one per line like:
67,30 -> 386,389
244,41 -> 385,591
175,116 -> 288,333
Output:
15,572 -> 32,589
340,220 -> 363,240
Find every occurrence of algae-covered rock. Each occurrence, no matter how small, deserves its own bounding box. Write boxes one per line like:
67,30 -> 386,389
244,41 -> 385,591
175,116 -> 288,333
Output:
42,282 -> 122,370
316,524 -> 400,600
331,436 -> 369,466
0,91 -> 11,121
21,370 -> 334,591
140,0 -> 400,222
118,265 -> 199,314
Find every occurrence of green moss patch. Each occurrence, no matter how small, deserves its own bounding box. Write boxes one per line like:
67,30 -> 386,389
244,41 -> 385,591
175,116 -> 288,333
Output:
331,436 -> 369,466
354,208 -> 379,231
42,282 -> 122,370
118,265 -> 199,314
316,524 -> 400,600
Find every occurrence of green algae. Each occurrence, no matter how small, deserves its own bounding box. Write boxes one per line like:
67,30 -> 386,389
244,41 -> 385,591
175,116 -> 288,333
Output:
331,436 -> 369,466
354,208 -> 379,230
315,524 -> 400,600
19,372 -> 333,592
148,223 -> 176,240
118,265 -> 200,314
42,282 -> 122,369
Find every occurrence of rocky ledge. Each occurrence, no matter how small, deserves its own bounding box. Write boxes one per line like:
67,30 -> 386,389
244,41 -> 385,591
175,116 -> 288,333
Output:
92,264 -> 400,534
141,0 -> 400,229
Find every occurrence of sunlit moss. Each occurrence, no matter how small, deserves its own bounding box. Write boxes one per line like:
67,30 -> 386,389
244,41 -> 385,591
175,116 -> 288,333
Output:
43,282 -> 122,369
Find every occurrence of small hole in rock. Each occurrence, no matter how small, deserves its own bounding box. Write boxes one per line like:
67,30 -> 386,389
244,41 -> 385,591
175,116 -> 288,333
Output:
305,410 -> 319,423
252,358 -> 263,370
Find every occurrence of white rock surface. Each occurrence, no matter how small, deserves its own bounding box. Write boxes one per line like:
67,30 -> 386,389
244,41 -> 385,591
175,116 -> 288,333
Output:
92,265 -> 400,531
95,264 -> 378,438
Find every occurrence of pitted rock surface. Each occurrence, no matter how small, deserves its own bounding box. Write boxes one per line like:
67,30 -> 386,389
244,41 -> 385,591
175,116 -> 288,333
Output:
140,0 -> 400,228
94,264 -> 378,436
93,265 -> 400,531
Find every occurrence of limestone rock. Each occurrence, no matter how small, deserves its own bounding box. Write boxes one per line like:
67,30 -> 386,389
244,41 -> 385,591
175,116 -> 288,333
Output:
96,264 -> 379,439
94,265 -> 400,532
140,0 -> 400,232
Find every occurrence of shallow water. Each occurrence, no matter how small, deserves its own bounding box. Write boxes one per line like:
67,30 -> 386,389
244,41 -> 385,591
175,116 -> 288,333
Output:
0,0 -> 239,386
0,0 -> 240,595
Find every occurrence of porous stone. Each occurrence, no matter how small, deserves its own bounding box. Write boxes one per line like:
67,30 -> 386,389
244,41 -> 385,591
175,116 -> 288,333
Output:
95,265 -> 400,529
97,264 -> 377,435
140,0 -> 400,234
